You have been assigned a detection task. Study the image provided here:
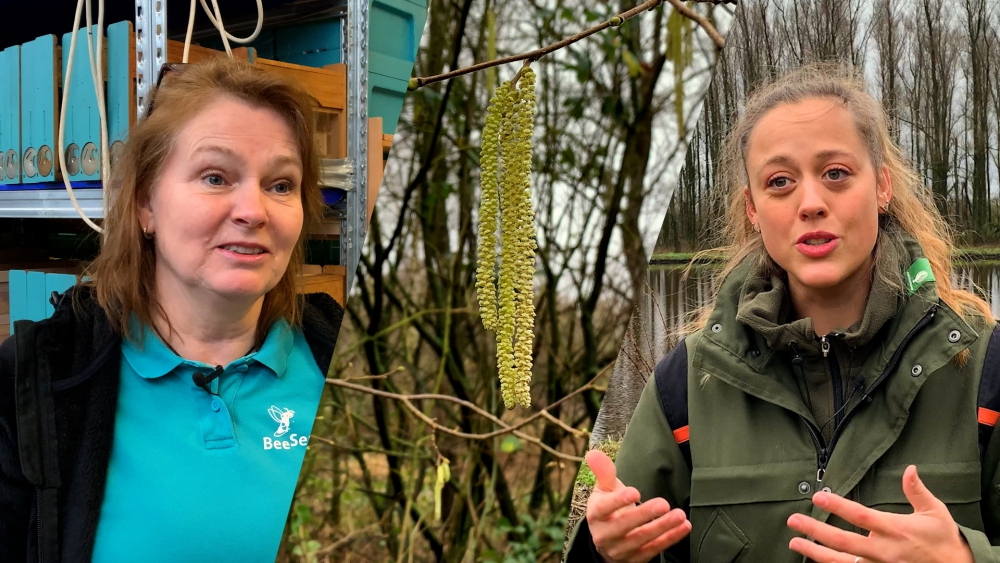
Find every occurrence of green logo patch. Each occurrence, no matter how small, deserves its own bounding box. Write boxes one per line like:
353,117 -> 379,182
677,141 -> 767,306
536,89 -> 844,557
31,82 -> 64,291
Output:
905,258 -> 935,295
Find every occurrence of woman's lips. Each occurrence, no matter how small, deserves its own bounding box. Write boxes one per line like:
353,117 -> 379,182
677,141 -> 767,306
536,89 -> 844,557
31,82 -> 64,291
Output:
796,238 -> 839,258
217,247 -> 269,263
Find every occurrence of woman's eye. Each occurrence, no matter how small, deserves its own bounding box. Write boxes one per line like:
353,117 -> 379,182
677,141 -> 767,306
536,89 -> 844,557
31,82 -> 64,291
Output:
272,182 -> 293,195
767,176 -> 791,189
204,174 -> 225,186
826,168 -> 849,181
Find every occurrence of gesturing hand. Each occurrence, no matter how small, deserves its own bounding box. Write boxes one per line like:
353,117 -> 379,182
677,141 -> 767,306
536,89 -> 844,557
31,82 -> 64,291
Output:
584,450 -> 691,563
786,465 -> 974,563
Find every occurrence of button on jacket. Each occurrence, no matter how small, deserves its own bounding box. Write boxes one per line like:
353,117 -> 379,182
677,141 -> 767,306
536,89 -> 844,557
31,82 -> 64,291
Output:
0,285 -> 343,563
566,235 -> 1000,562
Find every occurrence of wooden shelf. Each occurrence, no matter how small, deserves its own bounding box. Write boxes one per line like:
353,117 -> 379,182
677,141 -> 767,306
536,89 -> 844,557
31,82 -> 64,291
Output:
299,265 -> 347,306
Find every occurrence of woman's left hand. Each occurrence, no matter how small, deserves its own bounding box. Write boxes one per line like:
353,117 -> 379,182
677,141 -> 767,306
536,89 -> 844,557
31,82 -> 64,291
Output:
786,465 -> 974,563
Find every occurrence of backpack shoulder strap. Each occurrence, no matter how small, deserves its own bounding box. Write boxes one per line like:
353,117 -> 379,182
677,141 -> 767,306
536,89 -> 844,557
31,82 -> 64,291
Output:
977,324 -> 1000,461
653,339 -> 691,470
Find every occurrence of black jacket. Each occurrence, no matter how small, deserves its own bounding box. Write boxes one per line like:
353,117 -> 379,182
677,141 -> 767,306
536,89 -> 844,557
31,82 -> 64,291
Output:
0,286 -> 344,563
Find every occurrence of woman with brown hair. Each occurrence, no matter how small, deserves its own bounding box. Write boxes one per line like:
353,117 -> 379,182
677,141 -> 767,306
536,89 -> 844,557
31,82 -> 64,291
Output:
565,63 -> 1000,562
0,57 -> 343,562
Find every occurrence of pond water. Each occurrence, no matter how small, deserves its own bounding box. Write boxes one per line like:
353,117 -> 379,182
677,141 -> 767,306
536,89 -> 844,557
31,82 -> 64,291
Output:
640,262 -> 1000,361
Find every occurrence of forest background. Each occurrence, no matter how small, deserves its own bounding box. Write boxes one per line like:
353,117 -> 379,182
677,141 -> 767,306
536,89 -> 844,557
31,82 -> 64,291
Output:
660,0 -> 1000,254
276,0 -> 1000,561
280,0 -> 728,560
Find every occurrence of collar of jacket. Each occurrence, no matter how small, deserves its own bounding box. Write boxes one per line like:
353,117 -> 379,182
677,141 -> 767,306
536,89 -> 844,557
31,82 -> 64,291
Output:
692,230 -> 980,424
734,228 -> 908,358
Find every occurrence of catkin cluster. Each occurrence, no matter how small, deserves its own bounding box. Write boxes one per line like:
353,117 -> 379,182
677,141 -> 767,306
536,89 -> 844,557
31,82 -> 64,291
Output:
433,458 -> 451,521
475,67 -> 537,410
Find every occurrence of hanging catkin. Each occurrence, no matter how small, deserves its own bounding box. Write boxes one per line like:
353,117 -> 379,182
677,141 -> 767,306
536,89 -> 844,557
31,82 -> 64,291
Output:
475,86 -> 503,333
476,67 -> 537,409
433,458 -> 450,522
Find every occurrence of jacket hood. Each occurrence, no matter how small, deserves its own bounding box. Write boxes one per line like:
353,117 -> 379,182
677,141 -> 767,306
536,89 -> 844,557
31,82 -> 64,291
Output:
731,227 -> 915,357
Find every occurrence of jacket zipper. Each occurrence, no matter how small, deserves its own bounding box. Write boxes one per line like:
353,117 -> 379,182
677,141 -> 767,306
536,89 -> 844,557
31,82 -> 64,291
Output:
825,337 -> 845,429
801,306 -> 937,490
36,488 -> 43,563
800,418 -> 828,489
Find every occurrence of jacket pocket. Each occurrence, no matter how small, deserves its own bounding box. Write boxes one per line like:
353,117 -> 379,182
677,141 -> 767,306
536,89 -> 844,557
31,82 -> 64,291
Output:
862,462 -> 983,529
694,507 -> 750,563
689,461 -> 816,561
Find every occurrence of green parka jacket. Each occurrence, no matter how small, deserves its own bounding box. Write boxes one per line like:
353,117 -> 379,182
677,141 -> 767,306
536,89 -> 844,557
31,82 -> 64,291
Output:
565,235 -> 1000,563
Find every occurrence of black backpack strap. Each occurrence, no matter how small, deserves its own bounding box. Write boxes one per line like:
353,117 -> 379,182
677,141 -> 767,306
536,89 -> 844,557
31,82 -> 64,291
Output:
978,324 -> 1000,462
13,320 -> 61,563
654,339 -> 691,470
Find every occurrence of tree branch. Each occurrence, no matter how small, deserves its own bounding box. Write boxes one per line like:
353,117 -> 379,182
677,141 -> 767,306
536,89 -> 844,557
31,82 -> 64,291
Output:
326,363 -> 611,463
409,0 -> 729,90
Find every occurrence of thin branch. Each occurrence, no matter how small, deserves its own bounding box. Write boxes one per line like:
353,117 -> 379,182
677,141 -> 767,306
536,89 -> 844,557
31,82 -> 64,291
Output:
409,0 -> 729,90
666,0 -> 727,48
329,377 -> 578,462
540,409 -> 590,439
326,363 -> 612,463
315,523 -> 382,555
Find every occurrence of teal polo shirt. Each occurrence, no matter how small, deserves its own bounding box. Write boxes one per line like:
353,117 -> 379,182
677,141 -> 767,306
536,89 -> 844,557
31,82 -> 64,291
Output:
91,317 -> 325,562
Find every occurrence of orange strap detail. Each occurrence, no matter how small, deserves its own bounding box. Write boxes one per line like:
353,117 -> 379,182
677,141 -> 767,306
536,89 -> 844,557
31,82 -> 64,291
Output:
979,407 -> 1000,427
673,426 -> 690,444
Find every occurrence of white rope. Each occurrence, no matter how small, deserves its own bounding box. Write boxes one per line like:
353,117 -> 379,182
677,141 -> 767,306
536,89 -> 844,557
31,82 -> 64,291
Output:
59,0 -> 266,234
58,0 -> 104,233
184,0 -> 265,62
183,0 -> 198,63
200,0 -> 264,45
209,0 -> 234,56
84,0 -> 110,206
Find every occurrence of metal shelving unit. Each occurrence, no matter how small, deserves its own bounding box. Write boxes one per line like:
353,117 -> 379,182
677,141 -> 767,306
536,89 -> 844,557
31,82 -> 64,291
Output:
343,0 -> 368,299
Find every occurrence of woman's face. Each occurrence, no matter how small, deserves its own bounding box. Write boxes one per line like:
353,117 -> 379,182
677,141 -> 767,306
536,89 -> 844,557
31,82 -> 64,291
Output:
744,98 -> 891,293
140,96 -> 304,305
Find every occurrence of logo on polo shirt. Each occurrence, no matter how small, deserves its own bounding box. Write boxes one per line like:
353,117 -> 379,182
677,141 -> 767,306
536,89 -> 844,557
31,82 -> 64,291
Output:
268,405 -> 295,437
263,405 -> 309,450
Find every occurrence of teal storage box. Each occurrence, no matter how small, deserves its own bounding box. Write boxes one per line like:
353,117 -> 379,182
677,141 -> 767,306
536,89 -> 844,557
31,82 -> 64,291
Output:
106,21 -> 134,175
8,270 -> 78,334
369,0 -> 427,135
61,25 -> 105,182
205,21 -> 342,68
275,20 -> 343,68
201,1 -> 426,136
0,46 -> 19,185
20,35 -> 58,184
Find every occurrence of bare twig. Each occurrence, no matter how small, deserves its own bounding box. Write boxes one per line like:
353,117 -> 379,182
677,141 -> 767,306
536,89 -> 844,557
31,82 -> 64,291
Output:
329,378 -> 581,462
308,434 -> 436,461
409,0 -> 728,91
665,0 -> 726,48
326,363 -> 612,463
540,409 -> 590,439
315,523 -> 381,555
344,366 -> 408,382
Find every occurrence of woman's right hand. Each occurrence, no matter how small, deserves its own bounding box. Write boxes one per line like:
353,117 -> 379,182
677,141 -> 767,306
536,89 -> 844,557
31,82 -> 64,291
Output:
585,450 -> 692,563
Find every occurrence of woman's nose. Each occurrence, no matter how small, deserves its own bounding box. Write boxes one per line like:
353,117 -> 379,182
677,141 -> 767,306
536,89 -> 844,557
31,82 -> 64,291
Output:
230,182 -> 268,227
797,178 -> 828,220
